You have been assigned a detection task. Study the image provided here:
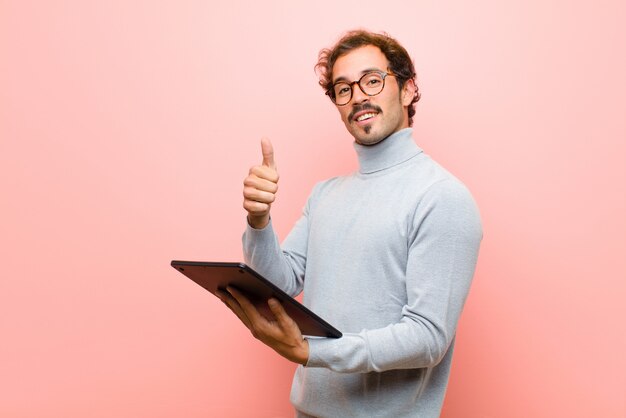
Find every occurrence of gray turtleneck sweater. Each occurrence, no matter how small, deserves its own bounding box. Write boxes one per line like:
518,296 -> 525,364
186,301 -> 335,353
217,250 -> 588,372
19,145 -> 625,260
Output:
243,128 -> 482,418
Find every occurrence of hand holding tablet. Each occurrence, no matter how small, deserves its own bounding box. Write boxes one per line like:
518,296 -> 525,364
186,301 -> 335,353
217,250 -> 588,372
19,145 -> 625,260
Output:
171,260 -> 342,338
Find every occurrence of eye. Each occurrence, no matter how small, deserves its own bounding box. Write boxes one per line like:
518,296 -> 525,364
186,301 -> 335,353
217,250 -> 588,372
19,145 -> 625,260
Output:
365,77 -> 381,86
335,84 -> 351,96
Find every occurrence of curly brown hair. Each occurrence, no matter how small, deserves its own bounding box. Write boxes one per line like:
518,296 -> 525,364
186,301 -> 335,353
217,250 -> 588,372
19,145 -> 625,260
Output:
315,30 -> 421,126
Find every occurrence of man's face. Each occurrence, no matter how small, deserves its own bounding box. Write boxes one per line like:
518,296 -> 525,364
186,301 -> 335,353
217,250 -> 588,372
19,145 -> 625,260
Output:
331,45 -> 415,146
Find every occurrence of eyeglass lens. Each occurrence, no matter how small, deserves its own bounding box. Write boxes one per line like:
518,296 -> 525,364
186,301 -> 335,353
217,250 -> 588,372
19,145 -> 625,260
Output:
332,72 -> 386,105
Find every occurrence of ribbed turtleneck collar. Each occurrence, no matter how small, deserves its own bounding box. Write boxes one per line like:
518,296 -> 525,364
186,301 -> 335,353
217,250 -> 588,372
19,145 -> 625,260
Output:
353,128 -> 422,174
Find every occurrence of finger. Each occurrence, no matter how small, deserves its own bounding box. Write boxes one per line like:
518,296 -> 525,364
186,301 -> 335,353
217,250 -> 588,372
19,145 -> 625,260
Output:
227,286 -> 265,324
242,199 -> 270,215
243,174 -> 279,193
243,187 -> 276,204
261,137 -> 276,169
268,298 -> 298,331
216,290 -> 253,330
215,289 -> 227,301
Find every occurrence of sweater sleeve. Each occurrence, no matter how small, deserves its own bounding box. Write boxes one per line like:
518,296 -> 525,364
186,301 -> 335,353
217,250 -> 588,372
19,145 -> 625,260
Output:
242,196 -> 312,298
305,180 -> 483,372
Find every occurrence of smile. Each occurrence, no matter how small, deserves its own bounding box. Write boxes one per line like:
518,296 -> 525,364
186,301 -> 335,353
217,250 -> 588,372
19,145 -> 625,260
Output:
356,112 -> 377,122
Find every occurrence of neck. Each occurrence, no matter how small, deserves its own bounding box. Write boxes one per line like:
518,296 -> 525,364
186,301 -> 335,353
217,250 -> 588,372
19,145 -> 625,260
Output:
353,128 -> 422,174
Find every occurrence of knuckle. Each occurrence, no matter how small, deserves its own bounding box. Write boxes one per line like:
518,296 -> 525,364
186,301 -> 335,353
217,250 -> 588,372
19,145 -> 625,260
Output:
243,186 -> 255,197
249,201 -> 267,213
244,200 -> 265,213
243,197 -> 272,214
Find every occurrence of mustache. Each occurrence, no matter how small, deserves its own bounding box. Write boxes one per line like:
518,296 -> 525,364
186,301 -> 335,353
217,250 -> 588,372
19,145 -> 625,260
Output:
349,103 -> 382,121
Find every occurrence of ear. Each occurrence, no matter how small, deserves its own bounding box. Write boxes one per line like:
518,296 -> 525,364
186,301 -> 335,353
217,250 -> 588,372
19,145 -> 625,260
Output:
401,78 -> 417,107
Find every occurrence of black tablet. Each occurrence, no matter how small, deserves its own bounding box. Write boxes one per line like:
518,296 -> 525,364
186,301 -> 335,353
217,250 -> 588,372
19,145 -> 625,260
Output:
171,260 -> 342,338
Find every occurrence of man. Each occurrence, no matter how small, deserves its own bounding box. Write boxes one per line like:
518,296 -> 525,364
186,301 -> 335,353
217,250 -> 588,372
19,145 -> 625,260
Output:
217,30 -> 482,417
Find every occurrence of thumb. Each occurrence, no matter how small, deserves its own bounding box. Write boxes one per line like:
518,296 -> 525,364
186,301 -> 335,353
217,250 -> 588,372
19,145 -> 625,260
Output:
261,137 -> 276,169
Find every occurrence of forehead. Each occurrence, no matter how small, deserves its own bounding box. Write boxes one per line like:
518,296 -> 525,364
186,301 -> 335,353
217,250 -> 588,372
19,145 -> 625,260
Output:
332,45 -> 389,82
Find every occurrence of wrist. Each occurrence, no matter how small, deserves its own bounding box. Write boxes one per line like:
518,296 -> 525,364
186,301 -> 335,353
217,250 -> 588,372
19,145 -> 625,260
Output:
297,339 -> 309,365
247,214 -> 270,229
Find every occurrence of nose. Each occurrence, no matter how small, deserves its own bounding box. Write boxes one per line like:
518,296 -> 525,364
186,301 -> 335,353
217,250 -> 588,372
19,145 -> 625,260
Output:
350,83 -> 369,104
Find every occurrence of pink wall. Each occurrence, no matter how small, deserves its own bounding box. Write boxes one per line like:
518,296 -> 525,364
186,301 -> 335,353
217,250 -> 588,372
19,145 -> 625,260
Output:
1,1 -> 624,417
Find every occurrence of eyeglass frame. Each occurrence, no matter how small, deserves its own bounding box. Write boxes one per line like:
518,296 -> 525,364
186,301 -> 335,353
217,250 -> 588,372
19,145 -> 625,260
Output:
325,70 -> 397,106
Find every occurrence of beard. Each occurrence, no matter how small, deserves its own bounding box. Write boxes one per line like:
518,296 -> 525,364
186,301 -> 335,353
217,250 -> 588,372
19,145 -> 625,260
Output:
348,103 -> 385,145
343,96 -> 408,146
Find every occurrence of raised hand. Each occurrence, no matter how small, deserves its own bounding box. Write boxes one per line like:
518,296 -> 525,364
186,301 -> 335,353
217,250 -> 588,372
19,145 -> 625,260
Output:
243,137 -> 279,229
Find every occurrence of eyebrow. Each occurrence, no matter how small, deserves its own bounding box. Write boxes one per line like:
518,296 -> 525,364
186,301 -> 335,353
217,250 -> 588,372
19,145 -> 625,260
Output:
332,67 -> 383,84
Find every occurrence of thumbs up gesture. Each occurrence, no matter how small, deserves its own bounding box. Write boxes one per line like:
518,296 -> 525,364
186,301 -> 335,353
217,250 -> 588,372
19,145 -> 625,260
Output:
243,137 -> 279,229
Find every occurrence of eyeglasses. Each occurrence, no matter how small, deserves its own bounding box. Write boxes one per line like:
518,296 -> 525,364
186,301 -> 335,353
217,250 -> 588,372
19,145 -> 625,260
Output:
326,71 -> 396,106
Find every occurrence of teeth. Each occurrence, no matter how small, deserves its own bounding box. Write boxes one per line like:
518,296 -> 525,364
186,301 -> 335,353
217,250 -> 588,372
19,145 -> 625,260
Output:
356,113 -> 376,122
